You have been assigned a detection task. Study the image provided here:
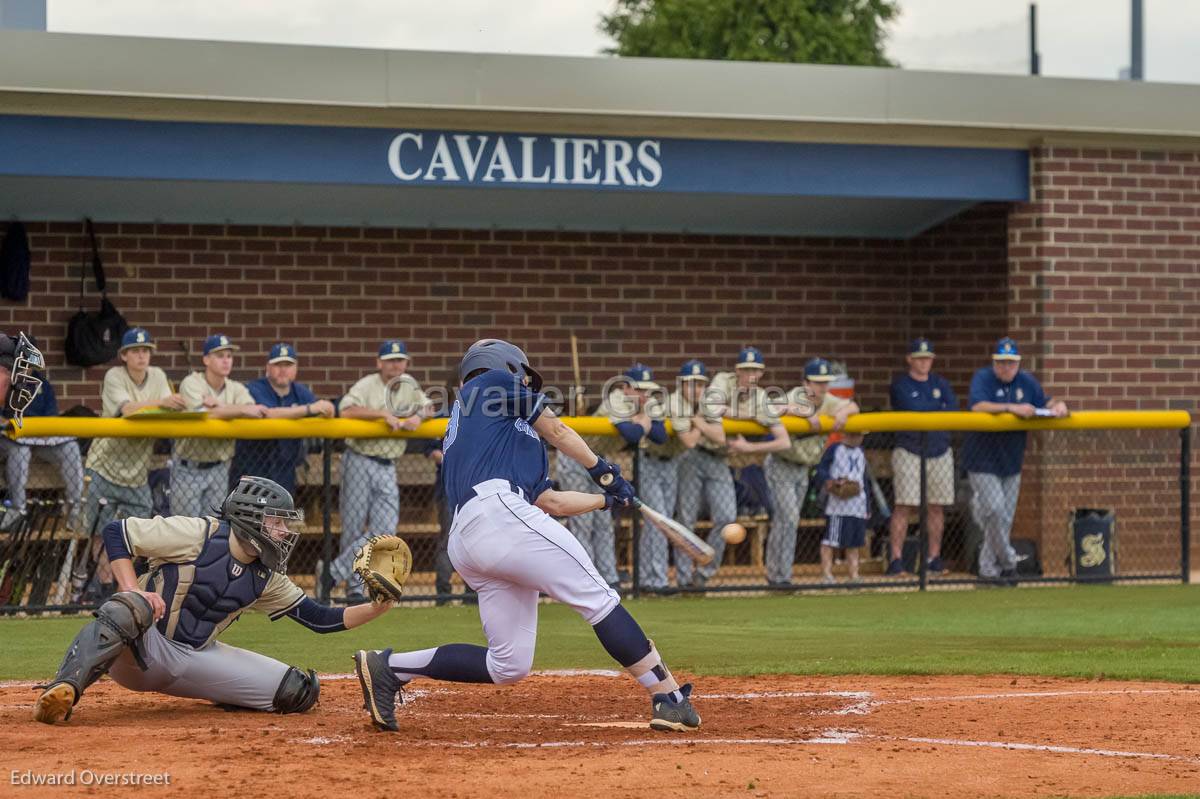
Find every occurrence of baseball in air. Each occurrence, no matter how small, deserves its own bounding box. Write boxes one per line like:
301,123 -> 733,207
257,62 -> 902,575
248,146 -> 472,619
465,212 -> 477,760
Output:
721,523 -> 747,545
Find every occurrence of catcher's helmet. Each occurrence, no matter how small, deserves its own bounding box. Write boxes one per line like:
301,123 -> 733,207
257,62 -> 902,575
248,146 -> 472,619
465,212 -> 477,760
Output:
221,476 -> 303,574
458,339 -> 543,391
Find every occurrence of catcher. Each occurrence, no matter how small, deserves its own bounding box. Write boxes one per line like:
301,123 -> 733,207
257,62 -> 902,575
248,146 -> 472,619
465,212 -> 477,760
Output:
814,430 -> 871,584
32,476 -> 398,724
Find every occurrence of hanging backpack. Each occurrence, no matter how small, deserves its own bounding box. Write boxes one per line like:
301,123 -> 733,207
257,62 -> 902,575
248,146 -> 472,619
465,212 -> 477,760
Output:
64,219 -> 128,368
0,221 -> 32,302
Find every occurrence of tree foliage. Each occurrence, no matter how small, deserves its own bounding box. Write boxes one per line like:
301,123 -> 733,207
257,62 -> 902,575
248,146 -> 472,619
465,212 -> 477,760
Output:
600,0 -> 899,67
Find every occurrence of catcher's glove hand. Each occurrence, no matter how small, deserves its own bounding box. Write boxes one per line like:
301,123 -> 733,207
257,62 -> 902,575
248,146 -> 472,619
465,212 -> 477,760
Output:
352,535 -> 412,603
828,478 -> 862,500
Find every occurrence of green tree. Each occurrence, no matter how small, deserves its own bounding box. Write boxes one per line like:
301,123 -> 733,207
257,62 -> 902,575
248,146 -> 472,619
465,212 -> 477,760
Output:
599,0 -> 899,67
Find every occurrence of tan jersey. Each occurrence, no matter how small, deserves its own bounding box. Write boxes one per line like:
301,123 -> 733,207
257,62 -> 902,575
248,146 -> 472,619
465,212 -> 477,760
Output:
126,515 -> 305,648
84,366 -> 174,487
340,372 -> 429,459
670,388 -> 726,455
589,388 -> 645,458
778,388 -> 851,466
174,373 -> 254,463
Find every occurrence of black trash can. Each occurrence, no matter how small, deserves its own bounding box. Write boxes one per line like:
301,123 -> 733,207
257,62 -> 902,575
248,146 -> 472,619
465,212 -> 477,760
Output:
1070,509 -> 1116,579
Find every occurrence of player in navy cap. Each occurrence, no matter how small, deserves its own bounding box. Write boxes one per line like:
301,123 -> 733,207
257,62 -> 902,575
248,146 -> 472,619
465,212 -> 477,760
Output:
171,334 -> 267,517
331,339 -> 431,601
352,339 -> 700,733
231,343 -> 335,497
963,337 -> 1068,585
887,338 -> 957,576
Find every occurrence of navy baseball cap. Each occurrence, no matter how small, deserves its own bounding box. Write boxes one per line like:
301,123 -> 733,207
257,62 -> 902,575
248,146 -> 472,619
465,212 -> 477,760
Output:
993,337 -> 1021,361
736,346 -> 765,369
203,334 -> 239,356
268,343 -> 297,364
623,362 -> 660,390
378,339 -> 410,361
909,337 -> 935,358
679,359 -> 709,382
804,358 -> 835,383
119,327 -> 155,352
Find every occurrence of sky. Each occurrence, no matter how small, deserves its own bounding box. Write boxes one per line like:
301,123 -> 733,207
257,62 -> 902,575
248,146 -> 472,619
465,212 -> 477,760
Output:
40,0 -> 1200,85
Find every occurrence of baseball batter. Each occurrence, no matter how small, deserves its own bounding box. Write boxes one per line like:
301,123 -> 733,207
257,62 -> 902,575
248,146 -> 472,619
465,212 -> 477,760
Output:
33,476 -> 391,724
352,340 -> 700,733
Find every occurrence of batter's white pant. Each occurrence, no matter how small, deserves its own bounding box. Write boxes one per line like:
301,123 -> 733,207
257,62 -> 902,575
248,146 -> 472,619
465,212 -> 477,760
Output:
448,479 -> 620,685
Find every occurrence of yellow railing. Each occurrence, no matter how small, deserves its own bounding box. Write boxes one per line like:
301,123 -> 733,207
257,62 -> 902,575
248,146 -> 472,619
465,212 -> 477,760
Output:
6,409 -> 1191,440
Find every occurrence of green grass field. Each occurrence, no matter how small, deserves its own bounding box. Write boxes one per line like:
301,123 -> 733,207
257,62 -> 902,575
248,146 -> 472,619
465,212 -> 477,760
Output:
3,584 -> 1199,682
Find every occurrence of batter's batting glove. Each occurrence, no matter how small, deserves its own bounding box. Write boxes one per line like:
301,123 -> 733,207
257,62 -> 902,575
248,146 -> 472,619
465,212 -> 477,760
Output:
587,457 -> 622,490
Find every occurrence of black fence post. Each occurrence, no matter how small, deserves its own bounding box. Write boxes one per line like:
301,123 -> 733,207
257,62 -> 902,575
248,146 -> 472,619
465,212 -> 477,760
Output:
321,438 -> 333,602
631,449 -> 641,599
1182,426 -> 1191,584
918,431 -> 929,592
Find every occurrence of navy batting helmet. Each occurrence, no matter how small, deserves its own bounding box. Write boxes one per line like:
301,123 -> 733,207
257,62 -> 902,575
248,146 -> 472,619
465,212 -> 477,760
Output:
459,339 -> 543,391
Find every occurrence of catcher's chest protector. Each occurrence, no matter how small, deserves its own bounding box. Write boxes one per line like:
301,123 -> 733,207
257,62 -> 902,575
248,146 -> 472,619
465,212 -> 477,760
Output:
149,523 -> 270,648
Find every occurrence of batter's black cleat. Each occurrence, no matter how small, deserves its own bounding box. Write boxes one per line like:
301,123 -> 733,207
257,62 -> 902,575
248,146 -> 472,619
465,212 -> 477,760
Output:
353,648 -> 404,732
649,683 -> 701,732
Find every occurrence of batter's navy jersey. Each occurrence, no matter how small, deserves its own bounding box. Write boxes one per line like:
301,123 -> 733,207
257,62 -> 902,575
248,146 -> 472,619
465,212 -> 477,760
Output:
443,370 -> 549,512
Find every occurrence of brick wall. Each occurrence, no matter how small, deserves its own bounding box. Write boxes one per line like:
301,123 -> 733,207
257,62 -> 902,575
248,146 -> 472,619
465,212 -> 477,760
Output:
1007,145 -> 1199,571
1,207 -> 1007,413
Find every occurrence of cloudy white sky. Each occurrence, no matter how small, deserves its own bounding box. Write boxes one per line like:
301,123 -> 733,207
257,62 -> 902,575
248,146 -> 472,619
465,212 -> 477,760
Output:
39,0 -> 1200,84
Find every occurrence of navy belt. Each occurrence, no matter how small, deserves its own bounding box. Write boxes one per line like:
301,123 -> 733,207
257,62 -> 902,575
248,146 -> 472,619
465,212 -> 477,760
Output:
179,459 -> 223,470
353,451 -> 395,466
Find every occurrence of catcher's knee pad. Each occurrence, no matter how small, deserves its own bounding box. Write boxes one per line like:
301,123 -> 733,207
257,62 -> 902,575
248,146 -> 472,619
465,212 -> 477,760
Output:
273,667 -> 320,714
49,591 -> 154,696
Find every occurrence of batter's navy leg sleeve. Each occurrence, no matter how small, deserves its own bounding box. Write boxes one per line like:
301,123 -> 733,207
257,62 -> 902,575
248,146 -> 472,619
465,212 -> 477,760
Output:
592,604 -> 651,668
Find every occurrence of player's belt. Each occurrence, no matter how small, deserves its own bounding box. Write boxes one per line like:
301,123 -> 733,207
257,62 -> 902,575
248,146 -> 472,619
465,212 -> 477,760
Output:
179,459 -> 223,470
643,453 -> 674,463
454,479 -> 524,515
352,451 -> 395,466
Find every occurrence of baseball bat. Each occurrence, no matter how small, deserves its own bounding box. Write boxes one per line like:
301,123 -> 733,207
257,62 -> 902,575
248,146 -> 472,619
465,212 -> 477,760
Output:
632,498 -> 715,566
569,333 -> 585,416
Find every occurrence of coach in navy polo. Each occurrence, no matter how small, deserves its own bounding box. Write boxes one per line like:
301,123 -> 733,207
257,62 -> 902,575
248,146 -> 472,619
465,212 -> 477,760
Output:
886,337 -> 957,576
961,337 -> 1068,584
231,343 -> 335,494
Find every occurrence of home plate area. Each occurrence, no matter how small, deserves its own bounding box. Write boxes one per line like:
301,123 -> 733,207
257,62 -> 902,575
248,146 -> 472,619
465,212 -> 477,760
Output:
3,673 -> 1200,798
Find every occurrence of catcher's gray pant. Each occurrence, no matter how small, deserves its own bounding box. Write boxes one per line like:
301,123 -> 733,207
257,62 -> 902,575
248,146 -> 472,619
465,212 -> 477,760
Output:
675,448 -> 736,585
969,471 -> 1022,578
636,453 -> 678,590
556,454 -> 618,585
170,460 -> 230,518
0,437 -> 84,520
84,469 -> 153,531
332,449 -> 399,591
108,625 -> 289,711
764,455 -> 810,584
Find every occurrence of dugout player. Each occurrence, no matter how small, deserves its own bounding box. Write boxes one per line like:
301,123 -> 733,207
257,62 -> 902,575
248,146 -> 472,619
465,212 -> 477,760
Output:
231,343 -> 335,495
557,363 -> 664,589
352,339 -> 700,733
331,340 -> 431,600
680,347 -> 789,588
765,358 -> 858,587
171,334 -> 266,516
33,476 -> 392,724
962,338 -> 1068,585
887,338 -> 957,575
83,328 -> 187,594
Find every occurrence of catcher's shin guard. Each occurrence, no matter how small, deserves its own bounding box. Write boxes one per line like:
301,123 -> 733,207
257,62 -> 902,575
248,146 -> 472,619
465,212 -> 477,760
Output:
33,591 -> 154,724
273,667 -> 320,714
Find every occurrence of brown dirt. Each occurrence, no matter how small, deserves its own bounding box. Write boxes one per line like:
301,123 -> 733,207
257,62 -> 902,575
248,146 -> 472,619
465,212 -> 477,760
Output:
2,674 -> 1199,798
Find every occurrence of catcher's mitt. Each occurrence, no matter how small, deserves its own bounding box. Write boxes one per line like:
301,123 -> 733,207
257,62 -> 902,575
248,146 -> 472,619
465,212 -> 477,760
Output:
352,535 -> 412,603
828,478 -> 862,500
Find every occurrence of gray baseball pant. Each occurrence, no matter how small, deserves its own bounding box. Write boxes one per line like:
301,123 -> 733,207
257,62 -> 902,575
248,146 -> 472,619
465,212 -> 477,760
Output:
969,471 -> 1022,578
675,448 -> 736,585
764,455 -> 809,584
170,461 -> 230,518
332,449 -> 400,590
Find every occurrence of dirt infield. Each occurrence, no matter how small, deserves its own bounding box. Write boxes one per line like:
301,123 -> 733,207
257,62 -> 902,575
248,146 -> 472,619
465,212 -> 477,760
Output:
2,673 -> 1199,798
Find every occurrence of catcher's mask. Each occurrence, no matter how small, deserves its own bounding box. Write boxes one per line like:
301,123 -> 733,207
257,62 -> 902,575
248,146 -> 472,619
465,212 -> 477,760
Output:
2,333 -> 44,429
221,476 -> 304,574
458,338 -> 543,392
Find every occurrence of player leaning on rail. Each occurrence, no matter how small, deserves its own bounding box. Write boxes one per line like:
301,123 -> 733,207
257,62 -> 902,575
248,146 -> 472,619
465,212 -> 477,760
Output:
32,476 -> 392,724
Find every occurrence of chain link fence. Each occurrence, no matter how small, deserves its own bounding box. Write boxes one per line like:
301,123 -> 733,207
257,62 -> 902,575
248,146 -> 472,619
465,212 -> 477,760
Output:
0,417 -> 1191,612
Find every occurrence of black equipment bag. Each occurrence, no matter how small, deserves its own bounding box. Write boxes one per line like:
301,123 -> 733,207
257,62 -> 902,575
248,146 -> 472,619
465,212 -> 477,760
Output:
65,219 -> 127,367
